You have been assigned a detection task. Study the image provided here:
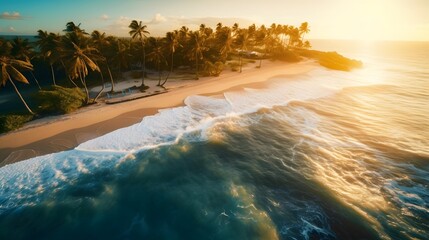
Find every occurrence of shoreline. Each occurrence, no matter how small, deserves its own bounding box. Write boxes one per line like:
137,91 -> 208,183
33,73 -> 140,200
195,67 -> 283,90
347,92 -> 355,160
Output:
0,61 -> 317,166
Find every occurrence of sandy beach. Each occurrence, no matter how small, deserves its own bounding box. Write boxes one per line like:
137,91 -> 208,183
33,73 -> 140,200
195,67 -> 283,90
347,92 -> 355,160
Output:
0,61 -> 317,166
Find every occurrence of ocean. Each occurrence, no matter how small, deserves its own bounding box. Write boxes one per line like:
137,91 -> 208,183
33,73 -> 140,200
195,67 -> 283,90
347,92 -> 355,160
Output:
0,40 -> 428,239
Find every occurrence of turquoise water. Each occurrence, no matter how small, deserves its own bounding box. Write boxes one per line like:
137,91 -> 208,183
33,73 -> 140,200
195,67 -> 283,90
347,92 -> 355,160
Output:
0,41 -> 428,239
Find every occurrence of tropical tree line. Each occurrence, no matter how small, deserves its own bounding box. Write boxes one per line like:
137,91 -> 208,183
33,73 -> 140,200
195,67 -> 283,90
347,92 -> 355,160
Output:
0,21 -> 311,115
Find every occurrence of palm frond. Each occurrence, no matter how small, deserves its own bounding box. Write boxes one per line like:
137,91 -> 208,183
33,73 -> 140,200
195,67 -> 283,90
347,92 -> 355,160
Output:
9,65 -> 30,84
0,64 -> 10,86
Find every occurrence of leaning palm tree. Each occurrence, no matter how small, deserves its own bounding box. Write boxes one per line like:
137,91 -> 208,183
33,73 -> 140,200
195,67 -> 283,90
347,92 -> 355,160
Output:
0,55 -> 35,114
162,31 -> 179,86
91,30 -> 115,92
129,20 -> 149,87
10,37 -> 41,89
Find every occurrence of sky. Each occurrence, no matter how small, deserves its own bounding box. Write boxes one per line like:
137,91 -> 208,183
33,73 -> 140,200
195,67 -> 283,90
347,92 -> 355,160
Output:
1,0 -> 428,41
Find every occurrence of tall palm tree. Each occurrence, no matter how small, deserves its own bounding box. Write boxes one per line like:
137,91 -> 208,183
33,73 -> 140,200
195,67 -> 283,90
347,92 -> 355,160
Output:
219,28 -> 234,61
129,20 -> 149,87
255,26 -> 267,68
189,31 -> 205,80
162,30 -> 180,86
91,30 -> 115,92
147,38 -> 166,86
0,55 -> 35,114
235,30 -> 250,73
287,27 -> 300,47
110,38 -> 130,81
62,35 -> 100,104
36,30 -> 60,86
299,22 -> 310,43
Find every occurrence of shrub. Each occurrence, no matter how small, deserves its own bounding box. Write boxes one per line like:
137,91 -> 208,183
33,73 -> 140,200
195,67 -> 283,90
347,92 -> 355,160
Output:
228,61 -> 240,72
297,49 -> 363,71
272,48 -> 302,62
204,61 -> 224,76
0,114 -> 33,133
317,51 -> 363,71
34,86 -> 86,114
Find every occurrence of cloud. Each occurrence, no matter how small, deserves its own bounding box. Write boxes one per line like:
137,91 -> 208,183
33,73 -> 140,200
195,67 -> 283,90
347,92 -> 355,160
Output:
0,12 -> 22,20
147,13 -> 167,24
101,14 -> 109,21
8,26 -> 16,32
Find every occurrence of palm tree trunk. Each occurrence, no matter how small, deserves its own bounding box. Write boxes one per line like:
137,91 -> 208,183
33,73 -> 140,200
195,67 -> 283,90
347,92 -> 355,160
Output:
50,64 -> 56,86
195,52 -> 199,80
94,69 -> 105,103
79,73 -> 90,104
9,77 -> 34,114
161,52 -> 174,87
30,71 -> 42,90
61,60 -> 78,88
106,63 -> 114,92
239,55 -> 242,73
141,40 -> 146,87
157,63 -> 162,86
259,58 -> 262,68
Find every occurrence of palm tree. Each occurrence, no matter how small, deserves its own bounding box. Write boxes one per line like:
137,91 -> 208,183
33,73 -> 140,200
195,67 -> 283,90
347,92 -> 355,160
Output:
162,31 -> 179,86
36,30 -> 60,86
147,38 -> 166,86
219,28 -> 234,61
232,23 -> 239,35
62,35 -> 100,104
299,22 -> 310,43
216,23 -> 223,32
303,40 -> 311,49
189,31 -> 205,80
10,37 -> 41,89
111,38 -> 130,80
63,22 -> 88,35
129,20 -> 149,87
235,30 -> 250,73
254,25 -> 269,68
91,30 -> 115,92
0,55 -> 35,114
288,27 -> 300,47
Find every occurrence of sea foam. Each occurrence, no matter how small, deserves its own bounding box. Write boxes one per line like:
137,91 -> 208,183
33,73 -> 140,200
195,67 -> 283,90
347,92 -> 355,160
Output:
77,68 -> 355,153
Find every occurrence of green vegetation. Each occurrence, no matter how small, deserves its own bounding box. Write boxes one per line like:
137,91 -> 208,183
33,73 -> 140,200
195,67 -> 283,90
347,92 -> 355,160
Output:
298,49 -> 363,71
0,20 -> 362,133
0,114 -> 34,133
34,86 -> 85,114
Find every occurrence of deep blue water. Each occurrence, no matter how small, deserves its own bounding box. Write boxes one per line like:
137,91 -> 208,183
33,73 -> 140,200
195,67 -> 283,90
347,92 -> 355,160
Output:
0,41 -> 428,239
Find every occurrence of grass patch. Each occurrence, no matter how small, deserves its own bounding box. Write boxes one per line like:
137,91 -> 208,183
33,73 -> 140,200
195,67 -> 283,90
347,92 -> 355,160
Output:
34,86 -> 86,114
0,114 -> 34,133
